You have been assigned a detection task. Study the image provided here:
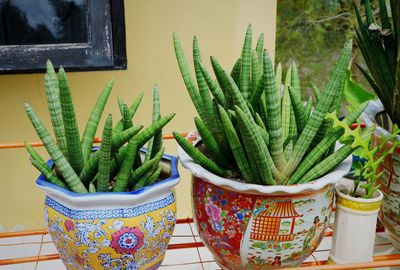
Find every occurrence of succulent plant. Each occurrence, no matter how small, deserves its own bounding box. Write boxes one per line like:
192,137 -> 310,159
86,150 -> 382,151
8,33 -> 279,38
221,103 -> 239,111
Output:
327,112 -> 400,198
173,24 -> 367,185
354,0 -> 400,127
25,61 -> 175,193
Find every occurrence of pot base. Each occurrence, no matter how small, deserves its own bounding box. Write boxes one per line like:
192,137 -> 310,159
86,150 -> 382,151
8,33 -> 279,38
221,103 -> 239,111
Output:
327,254 -> 373,265
386,230 -> 400,250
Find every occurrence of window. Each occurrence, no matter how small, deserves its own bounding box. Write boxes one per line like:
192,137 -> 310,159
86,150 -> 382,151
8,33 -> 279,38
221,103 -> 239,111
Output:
0,0 -> 126,74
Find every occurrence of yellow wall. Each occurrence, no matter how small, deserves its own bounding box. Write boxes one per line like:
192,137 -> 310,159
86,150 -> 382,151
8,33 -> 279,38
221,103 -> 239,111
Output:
0,0 -> 277,231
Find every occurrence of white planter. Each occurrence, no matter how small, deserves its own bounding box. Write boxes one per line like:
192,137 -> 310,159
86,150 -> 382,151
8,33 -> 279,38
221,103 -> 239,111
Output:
329,184 -> 383,264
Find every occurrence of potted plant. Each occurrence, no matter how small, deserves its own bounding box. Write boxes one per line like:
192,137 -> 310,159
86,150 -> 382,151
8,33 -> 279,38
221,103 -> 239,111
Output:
24,61 -> 178,270
354,0 -> 400,248
328,113 -> 400,265
172,25 -> 367,269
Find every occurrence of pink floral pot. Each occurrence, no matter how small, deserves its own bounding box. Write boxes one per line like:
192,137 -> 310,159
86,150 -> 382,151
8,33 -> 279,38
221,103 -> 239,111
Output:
362,100 -> 400,249
178,132 -> 352,269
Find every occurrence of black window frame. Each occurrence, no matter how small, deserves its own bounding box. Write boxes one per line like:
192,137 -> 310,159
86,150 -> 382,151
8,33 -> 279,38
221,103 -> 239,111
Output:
0,0 -> 126,74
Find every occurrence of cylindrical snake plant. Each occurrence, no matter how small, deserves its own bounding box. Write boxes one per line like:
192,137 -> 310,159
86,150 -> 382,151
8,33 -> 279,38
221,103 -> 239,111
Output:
173,24 -> 371,186
25,60 -> 175,193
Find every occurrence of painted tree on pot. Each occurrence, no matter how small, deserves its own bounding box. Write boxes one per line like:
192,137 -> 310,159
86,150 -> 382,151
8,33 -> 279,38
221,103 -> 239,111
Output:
24,61 -> 175,193
173,24 -> 370,185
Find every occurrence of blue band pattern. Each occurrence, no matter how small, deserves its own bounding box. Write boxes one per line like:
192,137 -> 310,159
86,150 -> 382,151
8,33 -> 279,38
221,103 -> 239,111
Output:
45,193 -> 175,220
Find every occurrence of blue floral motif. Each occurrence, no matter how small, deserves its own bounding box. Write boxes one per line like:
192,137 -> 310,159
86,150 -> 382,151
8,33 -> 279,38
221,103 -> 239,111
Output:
118,233 -> 138,249
235,212 -> 244,221
74,220 -> 108,254
46,207 -> 176,269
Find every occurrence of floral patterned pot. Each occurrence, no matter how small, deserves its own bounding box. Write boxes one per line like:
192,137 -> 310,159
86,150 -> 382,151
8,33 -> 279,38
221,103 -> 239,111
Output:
362,100 -> 400,249
178,132 -> 352,269
36,154 -> 180,270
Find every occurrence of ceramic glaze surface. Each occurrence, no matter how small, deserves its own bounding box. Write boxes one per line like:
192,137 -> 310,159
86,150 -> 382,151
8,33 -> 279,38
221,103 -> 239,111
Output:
179,131 -> 351,269
376,144 -> 400,248
193,176 -> 334,269
45,192 -> 176,270
37,153 -> 180,270
329,185 -> 382,264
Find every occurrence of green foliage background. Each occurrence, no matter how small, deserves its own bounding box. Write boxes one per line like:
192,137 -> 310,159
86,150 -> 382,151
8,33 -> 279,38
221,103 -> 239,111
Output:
276,0 -> 357,97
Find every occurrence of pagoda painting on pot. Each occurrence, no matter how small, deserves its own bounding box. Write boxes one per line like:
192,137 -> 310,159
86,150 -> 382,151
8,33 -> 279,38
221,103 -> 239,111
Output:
192,176 -> 335,269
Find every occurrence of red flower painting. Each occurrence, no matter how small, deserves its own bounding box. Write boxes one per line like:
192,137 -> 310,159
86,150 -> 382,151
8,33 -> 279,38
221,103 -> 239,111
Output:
110,226 -> 144,255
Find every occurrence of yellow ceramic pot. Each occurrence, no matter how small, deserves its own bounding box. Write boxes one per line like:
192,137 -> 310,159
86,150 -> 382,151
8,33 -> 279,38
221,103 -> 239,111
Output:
36,154 -> 180,270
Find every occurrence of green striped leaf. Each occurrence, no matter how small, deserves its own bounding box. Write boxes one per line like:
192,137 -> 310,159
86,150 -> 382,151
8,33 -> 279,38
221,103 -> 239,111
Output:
284,41 -> 352,177
218,105 -> 254,182
81,78 -> 114,163
26,142 -> 68,189
133,165 -> 162,191
262,52 -> 286,171
223,70 -> 253,120
255,33 -> 264,70
114,91 -> 144,132
240,24 -> 252,98
58,67 -> 84,174
249,51 -> 264,107
30,158 -> 68,189
289,86 -> 307,133
44,60 -> 67,157
198,62 -> 226,106
114,113 -> 176,191
145,84 -> 163,161
174,131 -> 226,176
97,114 -> 113,192
211,56 -> 233,108
193,37 -> 215,133
298,144 -> 355,184
195,116 -> 229,168
287,102 -> 368,184
281,65 -> 292,143
231,58 -> 242,87
235,106 -> 275,185
79,124 -> 143,184
24,102 -> 87,193
129,148 -> 164,188
173,33 -> 205,120
113,138 -> 139,192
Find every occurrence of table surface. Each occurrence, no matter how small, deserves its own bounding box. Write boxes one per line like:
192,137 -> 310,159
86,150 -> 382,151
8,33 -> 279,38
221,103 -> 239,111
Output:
1,217 -> 400,270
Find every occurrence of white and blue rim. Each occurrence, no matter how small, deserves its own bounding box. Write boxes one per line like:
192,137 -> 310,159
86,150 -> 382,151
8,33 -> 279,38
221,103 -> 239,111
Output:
362,99 -> 400,140
36,148 -> 179,197
45,193 -> 175,220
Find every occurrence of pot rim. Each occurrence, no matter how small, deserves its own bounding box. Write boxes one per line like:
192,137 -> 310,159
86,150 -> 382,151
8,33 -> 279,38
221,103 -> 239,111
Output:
335,184 -> 383,203
178,132 -> 352,196
36,151 -> 180,204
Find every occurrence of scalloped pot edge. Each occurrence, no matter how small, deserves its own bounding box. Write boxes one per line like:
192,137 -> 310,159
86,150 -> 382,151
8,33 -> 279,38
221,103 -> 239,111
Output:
36,154 -> 180,210
361,99 -> 400,154
177,133 -> 352,196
